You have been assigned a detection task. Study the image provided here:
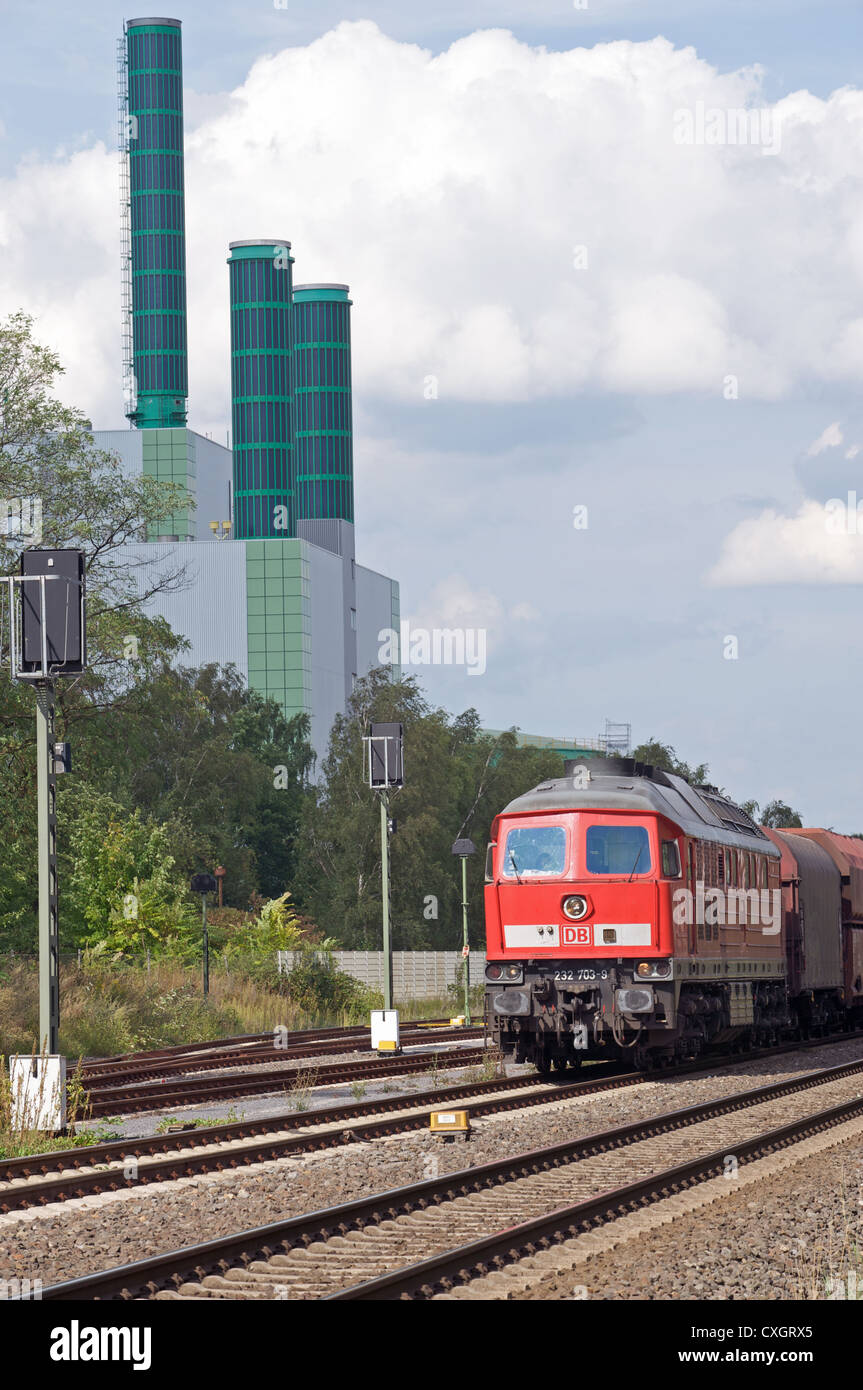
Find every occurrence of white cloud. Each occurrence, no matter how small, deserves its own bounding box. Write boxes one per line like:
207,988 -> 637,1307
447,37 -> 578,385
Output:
707,499 -> 863,586
3,24 -> 863,426
408,575 -> 505,636
807,421 -> 843,455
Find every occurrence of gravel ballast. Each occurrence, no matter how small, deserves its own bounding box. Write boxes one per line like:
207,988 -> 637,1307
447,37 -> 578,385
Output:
512,1131 -> 863,1301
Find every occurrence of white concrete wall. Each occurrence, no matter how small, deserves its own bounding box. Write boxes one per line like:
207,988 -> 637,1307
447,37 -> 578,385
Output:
277,950 -> 487,1000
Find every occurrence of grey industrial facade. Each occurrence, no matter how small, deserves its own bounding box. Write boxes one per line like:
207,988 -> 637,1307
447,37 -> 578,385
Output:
101,429 -> 399,761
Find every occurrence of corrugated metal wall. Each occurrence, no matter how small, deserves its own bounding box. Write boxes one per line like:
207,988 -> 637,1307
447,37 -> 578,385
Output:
276,950 -> 487,999
774,830 -> 844,991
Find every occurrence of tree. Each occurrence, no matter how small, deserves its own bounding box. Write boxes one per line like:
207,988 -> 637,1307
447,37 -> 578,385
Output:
0,315 -> 318,948
0,312 -> 195,942
630,739 -> 710,786
297,669 -> 560,949
63,792 -> 198,951
759,799 -> 803,829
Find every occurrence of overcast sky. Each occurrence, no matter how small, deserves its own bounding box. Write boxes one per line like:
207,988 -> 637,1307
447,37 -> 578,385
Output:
3,2 -> 863,827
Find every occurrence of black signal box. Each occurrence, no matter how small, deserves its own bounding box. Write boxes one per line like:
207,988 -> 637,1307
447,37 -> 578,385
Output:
369,722 -> 404,787
20,550 -> 86,676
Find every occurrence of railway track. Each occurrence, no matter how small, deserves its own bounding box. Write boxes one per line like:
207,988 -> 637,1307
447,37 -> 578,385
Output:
34,1051 -> 863,1301
82,1046 -> 490,1119
81,1025 -> 863,1119
0,1065 -> 627,1214
9,1034 -> 860,1212
82,1023 -> 483,1086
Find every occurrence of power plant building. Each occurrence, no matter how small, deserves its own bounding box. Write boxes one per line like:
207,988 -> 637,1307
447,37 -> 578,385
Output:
105,18 -> 399,764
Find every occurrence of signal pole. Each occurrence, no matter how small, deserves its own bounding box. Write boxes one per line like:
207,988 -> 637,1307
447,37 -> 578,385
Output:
380,787 -> 393,1011
452,838 -> 476,1026
4,551 -> 86,1063
36,683 -> 59,1053
365,723 -> 403,1020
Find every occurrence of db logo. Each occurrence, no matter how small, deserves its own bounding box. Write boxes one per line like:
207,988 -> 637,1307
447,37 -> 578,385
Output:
562,924 -> 591,946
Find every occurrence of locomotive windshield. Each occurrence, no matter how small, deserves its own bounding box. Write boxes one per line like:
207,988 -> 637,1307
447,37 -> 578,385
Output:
502,825 -> 567,878
586,823 -> 652,876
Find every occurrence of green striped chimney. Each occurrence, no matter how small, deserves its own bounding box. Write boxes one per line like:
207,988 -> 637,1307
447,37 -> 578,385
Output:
292,284 -> 354,524
124,17 -> 188,429
228,240 -> 295,539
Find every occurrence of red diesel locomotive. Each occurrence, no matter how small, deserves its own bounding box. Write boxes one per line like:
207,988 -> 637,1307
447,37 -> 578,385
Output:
484,757 -> 863,1072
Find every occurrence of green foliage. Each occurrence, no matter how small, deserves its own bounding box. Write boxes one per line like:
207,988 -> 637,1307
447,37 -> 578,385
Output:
741,798 -> 804,828
446,959 -> 486,1016
62,793 -> 195,949
0,314 -> 317,950
759,799 -> 804,829
284,949 -> 383,1023
226,893 -> 307,954
631,739 -> 710,786
297,668 -> 560,949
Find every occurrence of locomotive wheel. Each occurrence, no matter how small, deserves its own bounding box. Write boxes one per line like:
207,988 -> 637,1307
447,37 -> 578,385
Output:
633,1042 -> 654,1072
534,1051 -> 552,1077
552,1056 -> 569,1075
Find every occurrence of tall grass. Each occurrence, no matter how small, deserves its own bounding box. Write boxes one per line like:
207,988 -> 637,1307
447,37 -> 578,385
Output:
0,948 -> 488,1070
0,956 -> 472,1059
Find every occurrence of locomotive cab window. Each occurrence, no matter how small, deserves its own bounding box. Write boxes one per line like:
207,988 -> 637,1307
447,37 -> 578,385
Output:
585,824 -> 652,876
502,825 -> 567,878
661,840 -> 681,878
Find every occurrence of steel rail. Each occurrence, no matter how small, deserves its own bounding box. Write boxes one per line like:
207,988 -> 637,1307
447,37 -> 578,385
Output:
82,1027 -> 863,1119
1,1063 -> 626,1186
92,1019 -> 460,1066
81,1026 -> 484,1087
329,1092 -> 863,1300
83,1047 -> 490,1118
34,1054 -> 863,1301
0,1071 -> 628,1213
10,1034 -> 860,1202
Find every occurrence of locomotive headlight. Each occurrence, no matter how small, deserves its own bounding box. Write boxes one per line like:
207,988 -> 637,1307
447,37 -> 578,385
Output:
562,895 -> 588,920
636,960 -> 673,980
485,964 -> 503,981
504,965 -> 523,982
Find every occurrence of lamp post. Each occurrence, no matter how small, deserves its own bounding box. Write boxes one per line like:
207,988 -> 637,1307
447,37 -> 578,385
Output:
451,838 -> 476,1025
190,873 -> 217,996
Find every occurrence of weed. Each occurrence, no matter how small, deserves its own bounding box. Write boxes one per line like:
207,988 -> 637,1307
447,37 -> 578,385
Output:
480,1045 -> 505,1081
287,1066 -> 318,1112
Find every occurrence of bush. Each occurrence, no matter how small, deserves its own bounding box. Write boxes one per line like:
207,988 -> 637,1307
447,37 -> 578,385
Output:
285,949 -> 382,1023
446,960 -> 486,1016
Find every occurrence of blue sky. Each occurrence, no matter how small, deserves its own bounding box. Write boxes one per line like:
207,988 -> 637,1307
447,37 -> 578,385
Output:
2,0 -> 862,174
3,2 -> 863,826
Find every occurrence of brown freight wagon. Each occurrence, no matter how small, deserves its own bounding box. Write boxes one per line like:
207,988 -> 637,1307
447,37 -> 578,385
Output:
782,828 -> 863,1018
764,828 -> 844,1029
